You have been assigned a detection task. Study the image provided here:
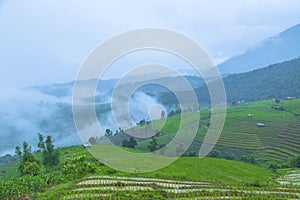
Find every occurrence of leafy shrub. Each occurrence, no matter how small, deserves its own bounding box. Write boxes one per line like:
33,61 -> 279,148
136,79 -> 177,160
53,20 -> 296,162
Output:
105,168 -> 117,175
122,137 -> 137,148
23,161 -> 41,176
290,156 -> 300,168
62,155 -> 98,178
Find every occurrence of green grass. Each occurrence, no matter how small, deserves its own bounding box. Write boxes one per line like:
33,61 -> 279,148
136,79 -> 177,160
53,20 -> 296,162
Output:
138,157 -> 273,186
2,99 -> 300,199
0,162 -> 20,180
129,99 -> 300,165
218,100 -> 300,162
135,112 -> 205,151
58,145 -> 96,160
40,145 -> 276,198
0,145 -> 94,181
1,144 -> 277,199
1,144 -> 274,182
73,144 -> 273,186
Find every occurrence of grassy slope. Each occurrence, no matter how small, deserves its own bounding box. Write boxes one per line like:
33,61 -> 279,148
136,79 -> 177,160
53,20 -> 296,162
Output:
1,144 -> 273,186
2,99 -> 300,198
131,99 -> 300,164
138,157 -> 273,186
3,99 -> 297,178
134,111 -> 209,151
217,99 -> 300,162
85,144 -> 272,185
0,145 -> 93,180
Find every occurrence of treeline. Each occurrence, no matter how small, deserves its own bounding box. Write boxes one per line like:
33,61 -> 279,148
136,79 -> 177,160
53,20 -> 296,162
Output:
15,133 -> 59,176
1,136 -> 101,199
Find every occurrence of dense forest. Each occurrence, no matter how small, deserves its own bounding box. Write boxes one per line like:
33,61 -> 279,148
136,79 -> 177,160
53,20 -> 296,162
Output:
159,57 -> 300,106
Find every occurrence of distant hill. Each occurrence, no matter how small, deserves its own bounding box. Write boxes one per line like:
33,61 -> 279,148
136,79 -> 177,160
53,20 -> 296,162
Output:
0,154 -> 15,166
0,75 -> 206,156
3,58 -> 298,157
30,78 -> 118,100
223,57 -> 300,103
192,57 -> 300,104
31,75 -> 204,101
218,23 -> 300,74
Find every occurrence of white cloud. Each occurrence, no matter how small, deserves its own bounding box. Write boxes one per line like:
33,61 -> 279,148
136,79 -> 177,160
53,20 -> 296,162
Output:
0,0 -> 300,86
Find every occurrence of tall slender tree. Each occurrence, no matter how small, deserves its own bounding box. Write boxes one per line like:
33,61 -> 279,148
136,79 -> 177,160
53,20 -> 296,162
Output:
15,141 -> 38,174
15,146 -> 22,159
148,137 -> 158,152
42,135 -> 59,166
37,133 -> 45,152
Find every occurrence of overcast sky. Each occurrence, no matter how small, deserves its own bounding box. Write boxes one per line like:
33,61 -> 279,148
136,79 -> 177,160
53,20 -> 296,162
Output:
1,0 -> 300,87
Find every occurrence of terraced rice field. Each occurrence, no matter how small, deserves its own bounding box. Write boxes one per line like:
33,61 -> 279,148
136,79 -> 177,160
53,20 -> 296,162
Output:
107,100 -> 300,163
278,170 -> 300,186
60,176 -> 300,199
186,100 -> 300,162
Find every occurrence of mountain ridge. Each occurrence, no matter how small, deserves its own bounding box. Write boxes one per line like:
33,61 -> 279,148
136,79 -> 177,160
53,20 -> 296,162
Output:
218,23 -> 300,74
199,56 -> 300,104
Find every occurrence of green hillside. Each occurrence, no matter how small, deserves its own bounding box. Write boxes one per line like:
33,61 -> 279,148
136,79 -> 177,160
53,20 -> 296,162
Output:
110,99 -> 300,166
1,146 -> 299,199
210,99 -> 300,163
1,145 -> 281,199
159,57 -> 300,105
1,99 -> 300,199
222,57 -> 300,102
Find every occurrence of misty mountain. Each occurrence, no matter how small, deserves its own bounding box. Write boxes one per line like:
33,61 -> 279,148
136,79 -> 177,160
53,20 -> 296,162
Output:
31,75 -> 205,101
218,23 -> 300,74
30,78 -> 118,99
0,154 -> 15,166
0,75 -> 204,156
2,56 -> 298,156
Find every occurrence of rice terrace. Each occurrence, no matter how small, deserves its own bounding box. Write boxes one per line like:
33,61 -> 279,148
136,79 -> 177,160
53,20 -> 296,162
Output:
1,1 -> 300,199
1,99 -> 300,199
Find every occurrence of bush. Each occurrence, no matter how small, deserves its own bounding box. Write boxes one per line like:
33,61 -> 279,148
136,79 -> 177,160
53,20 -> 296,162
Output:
122,137 -> 137,148
23,161 -> 41,176
291,156 -> 300,168
208,150 -> 219,158
268,163 -> 279,172
62,156 -> 98,178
